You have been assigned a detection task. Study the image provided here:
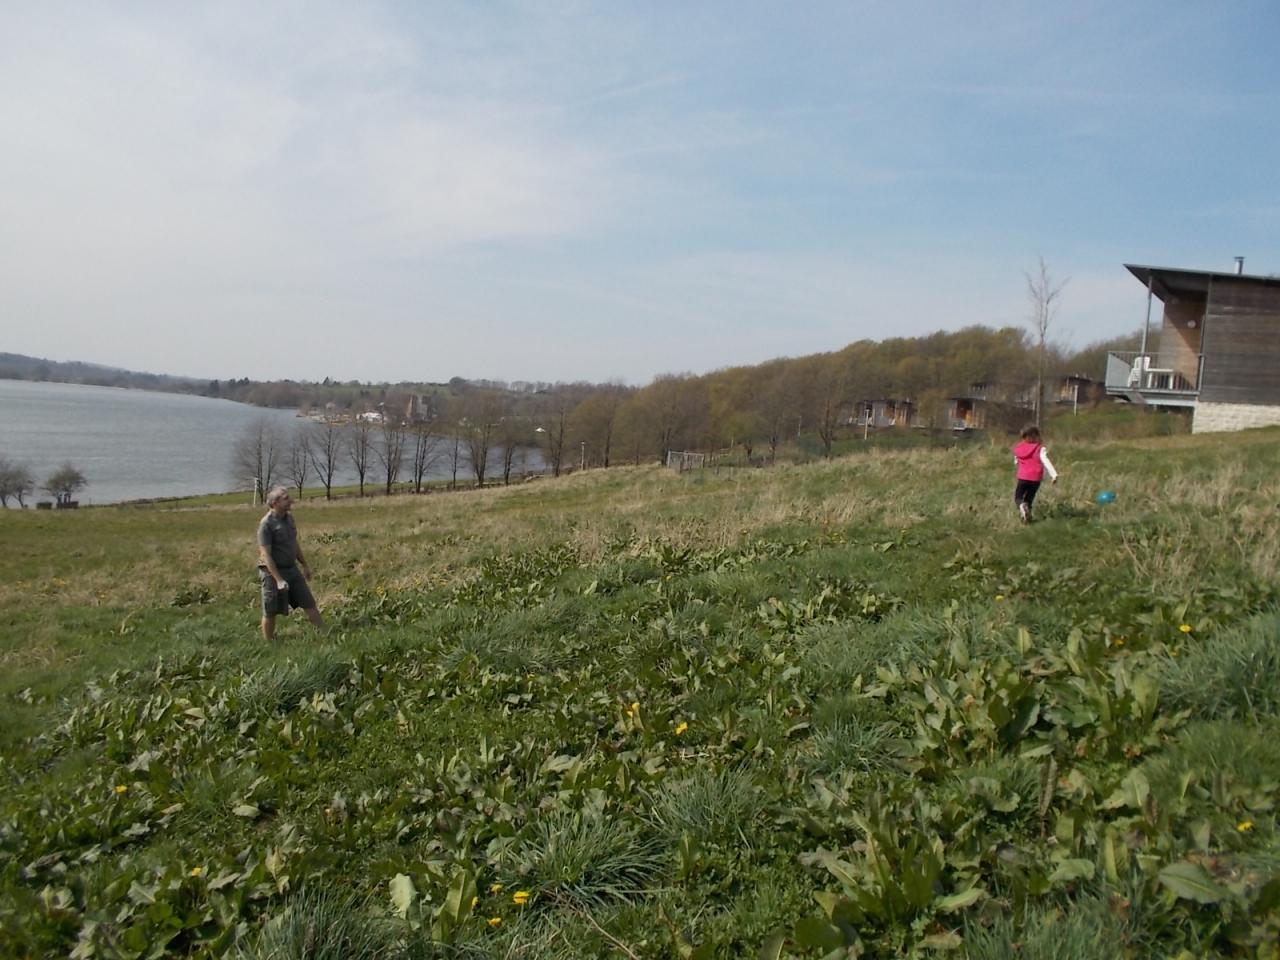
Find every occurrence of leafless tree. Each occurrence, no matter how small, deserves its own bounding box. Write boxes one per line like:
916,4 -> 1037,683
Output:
232,417 -> 283,499
448,432 -> 462,490
497,413 -> 532,484
348,418 -> 375,497
1026,256 -> 1067,426
461,390 -> 504,487
464,419 -> 496,487
408,419 -> 444,493
375,417 -> 407,495
284,425 -> 312,499
568,384 -> 626,468
0,457 -> 35,508
811,353 -> 850,457
44,462 -> 87,504
308,419 -> 343,500
538,387 -> 574,477
633,374 -> 708,461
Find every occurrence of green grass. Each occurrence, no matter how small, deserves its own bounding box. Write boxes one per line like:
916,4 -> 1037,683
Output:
2,417 -> 1279,958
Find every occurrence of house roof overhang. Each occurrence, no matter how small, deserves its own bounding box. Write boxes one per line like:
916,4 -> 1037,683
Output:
1125,264 -> 1280,303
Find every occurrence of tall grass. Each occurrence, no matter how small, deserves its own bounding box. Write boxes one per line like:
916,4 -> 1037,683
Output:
1159,611 -> 1280,722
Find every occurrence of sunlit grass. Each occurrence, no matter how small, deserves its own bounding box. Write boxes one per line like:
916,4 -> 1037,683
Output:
2,416 -> 1280,957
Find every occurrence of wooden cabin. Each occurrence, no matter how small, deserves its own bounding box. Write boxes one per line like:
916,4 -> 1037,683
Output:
947,381 -> 1032,431
855,398 -> 917,429
1105,263 -> 1280,432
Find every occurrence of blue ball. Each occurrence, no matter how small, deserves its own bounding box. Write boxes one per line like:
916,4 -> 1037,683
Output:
1095,490 -> 1116,505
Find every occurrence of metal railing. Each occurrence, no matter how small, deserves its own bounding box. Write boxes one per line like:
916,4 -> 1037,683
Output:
1105,352 -> 1203,394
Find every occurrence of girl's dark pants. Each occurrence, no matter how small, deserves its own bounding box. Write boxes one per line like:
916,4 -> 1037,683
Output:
1014,479 -> 1041,509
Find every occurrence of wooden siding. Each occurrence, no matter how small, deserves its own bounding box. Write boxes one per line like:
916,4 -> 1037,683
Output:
1200,279 -> 1280,405
1160,297 -> 1205,385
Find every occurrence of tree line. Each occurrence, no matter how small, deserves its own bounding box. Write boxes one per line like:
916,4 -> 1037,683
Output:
233,322 -> 1145,498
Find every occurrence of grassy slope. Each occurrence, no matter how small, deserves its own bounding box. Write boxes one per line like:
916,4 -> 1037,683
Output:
1,423 -> 1278,958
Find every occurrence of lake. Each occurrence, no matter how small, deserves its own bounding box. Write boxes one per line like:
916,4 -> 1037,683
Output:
0,380 -> 543,505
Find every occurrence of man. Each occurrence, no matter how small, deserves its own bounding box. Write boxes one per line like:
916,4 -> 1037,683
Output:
257,485 -> 325,640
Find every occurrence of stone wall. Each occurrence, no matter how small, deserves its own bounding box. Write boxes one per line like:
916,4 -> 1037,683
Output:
1192,401 -> 1280,434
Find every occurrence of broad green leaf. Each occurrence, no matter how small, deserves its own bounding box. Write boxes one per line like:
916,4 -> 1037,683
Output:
440,870 -> 481,931
1102,831 -> 1118,884
1157,862 -> 1230,904
920,929 -> 963,949
820,855 -> 862,891
1102,770 -> 1149,810
758,931 -> 785,960
232,804 -> 261,819
794,916 -> 843,950
540,754 -> 578,774
1048,859 -> 1094,884
389,873 -> 418,919
936,887 -> 985,913
814,891 -> 841,919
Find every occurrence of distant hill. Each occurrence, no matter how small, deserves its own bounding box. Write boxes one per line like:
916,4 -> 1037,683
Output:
0,351 -> 466,413
0,352 -> 205,393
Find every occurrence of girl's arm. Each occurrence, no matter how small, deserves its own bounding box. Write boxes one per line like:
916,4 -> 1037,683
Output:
1040,447 -> 1058,481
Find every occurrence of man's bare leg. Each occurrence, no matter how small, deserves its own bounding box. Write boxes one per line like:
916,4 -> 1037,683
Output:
303,607 -> 326,632
261,616 -> 276,641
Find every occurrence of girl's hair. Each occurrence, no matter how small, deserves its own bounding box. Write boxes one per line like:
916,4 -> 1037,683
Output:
1020,424 -> 1042,442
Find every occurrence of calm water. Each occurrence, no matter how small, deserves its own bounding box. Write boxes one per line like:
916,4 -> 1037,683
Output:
0,380 -> 541,505
0,380 -> 308,504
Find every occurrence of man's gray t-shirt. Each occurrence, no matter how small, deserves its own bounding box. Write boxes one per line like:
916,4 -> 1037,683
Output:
257,512 -> 299,569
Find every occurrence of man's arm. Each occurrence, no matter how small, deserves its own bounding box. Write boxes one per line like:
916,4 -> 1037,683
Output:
257,519 -> 289,590
259,545 -> 288,590
295,543 -> 311,579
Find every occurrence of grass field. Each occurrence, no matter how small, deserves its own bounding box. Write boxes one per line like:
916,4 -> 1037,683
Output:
2,422 -> 1278,958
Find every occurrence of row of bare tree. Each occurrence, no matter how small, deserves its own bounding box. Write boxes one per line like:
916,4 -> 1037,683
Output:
233,317 -> 1134,497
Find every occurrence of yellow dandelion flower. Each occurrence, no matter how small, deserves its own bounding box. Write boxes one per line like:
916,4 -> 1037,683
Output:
471,895 -> 478,908
487,916 -> 503,927
1237,820 -> 1254,832
489,883 -> 504,894
1179,623 -> 1193,633
674,721 -> 689,736
114,784 -> 128,794
512,890 -> 530,906
994,595 -> 1004,602
190,867 -> 202,877
1113,638 -> 1125,646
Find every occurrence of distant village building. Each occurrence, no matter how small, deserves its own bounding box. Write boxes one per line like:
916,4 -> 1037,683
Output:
1105,262 -> 1280,433
849,398 -> 917,429
946,381 -> 1028,431
404,392 -> 440,423
947,375 -> 1099,431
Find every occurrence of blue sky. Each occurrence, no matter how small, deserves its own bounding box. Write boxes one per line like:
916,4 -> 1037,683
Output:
2,1 -> 1277,385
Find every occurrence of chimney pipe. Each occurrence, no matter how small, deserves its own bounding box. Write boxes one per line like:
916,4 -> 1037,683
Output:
1234,256 -> 1244,275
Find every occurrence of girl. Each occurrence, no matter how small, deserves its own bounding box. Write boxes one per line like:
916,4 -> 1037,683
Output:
1012,424 -> 1058,523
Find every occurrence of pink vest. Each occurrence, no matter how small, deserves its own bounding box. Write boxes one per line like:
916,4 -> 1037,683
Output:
1013,441 -> 1044,482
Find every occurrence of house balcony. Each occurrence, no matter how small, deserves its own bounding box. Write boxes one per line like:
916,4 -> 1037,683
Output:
1105,352 -> 1202,407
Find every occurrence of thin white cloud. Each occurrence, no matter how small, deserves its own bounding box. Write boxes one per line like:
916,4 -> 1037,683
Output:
1,1 -> 1277,384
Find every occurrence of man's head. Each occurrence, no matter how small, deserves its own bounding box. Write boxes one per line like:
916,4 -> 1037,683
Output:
266,486 -> 292,513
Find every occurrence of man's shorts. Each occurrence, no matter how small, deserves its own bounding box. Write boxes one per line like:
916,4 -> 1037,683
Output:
259,565 -> 316,618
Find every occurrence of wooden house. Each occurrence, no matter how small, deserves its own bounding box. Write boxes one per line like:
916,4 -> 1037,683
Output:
854,398 -> 917,429
947,381 -> 1030,431
1105,263 -> 1280,432
1048,374 -> 1098,409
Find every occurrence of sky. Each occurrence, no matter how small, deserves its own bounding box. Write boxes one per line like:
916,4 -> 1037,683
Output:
3,1 -> 1278,386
